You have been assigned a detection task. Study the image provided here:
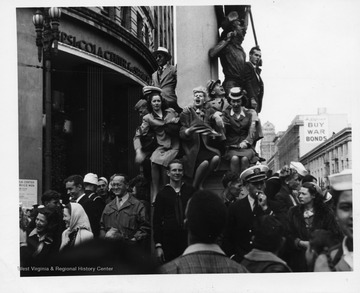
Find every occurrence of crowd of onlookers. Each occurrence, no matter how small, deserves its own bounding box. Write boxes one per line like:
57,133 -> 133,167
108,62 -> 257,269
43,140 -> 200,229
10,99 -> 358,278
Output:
19,10 -> 353,275
19,163 -> 352,275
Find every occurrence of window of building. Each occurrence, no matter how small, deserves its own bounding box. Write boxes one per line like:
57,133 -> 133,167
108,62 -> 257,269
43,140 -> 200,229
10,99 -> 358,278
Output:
137,12 -> 143,40
121,7 -> 131,30
144,25 -> 149,47
101,7 -> 115,20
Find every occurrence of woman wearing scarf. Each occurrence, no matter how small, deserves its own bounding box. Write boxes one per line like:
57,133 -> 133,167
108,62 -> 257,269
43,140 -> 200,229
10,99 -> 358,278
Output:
287,182 -> 342,272
60,202 -> 93,251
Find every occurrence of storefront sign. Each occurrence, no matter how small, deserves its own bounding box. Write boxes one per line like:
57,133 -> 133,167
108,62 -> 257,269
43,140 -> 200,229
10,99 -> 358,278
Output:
60,32 -> 151,83
304,116 -> 329,143
19,179 -> 38,208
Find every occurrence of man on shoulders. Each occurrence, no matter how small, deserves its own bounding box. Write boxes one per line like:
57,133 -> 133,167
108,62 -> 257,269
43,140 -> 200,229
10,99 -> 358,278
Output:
160,189 -> 248,274
153,159 -> 195,263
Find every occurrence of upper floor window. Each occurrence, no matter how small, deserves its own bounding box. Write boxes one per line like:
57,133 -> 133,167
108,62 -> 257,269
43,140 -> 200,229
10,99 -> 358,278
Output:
121,7 -> 131,30
137,12 -> 143,40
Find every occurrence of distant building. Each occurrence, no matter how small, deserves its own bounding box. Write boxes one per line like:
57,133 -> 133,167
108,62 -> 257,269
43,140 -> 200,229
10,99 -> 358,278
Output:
260,121 -> 276,162
300,127 -> 352,188
268,108 -> 349,171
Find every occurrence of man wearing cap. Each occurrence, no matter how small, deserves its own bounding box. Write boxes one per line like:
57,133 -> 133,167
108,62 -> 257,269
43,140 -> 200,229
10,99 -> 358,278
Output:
97,176 -> 113,205
222,164 -> 275,262
83,173 -> 105,238
209,11 -> 248,96
151,47 -> 182,113
222,87 -> 262,174
314,169 -> 353,271
133,96 -> 152,181
242,46 -> 264,113
206,79 -> 230,112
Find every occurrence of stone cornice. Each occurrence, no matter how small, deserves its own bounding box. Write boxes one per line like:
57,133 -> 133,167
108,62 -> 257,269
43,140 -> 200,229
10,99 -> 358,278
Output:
62,7 -> 158,73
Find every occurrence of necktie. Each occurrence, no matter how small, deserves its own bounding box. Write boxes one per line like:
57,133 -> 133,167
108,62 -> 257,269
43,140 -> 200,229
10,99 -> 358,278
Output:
117,197 -> 122,210
158,66 -> 163,77
253,199 -> 259,214
174,192 -> 184,228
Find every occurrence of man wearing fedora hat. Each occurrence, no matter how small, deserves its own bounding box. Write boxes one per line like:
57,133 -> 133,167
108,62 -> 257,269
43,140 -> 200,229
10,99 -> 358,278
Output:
151,47 -> 182,113
222,164 -> 275,262
209,11 -> 248,96
206,79 -> 230,112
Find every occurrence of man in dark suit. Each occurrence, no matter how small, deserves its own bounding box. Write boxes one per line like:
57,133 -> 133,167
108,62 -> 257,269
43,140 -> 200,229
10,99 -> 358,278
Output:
83,173 -> 105,238
64,174 -> 104,237
243,46 -> 264,113
151,47 -> 182,113
160,189 -> 248,274
222,164 -> 275,262
64,174 -> 89,206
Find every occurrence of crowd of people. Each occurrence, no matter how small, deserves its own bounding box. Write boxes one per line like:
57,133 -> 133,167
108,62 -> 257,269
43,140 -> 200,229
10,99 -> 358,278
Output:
18,163 -> 353,275
19,10 -> 353,275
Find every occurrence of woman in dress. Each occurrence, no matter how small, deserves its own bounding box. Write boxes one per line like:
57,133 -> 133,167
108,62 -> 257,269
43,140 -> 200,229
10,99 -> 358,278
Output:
59,202 -> 93,251
287,182 -> 342,271
222,87 -> 257,174
313,169 -> 353,271
135,86 -> 180,203
180,86 -> 224,190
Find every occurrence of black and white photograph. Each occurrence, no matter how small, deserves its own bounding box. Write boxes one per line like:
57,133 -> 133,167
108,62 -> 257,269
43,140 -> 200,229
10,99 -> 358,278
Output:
1,0 -> 359,292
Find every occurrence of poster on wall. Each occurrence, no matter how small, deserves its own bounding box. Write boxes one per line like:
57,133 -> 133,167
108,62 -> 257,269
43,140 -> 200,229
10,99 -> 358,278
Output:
303,116 -> 329,144
19,179 -> 38,208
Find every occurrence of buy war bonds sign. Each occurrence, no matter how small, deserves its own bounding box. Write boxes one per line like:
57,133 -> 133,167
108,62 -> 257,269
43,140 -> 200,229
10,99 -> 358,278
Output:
304,116 -> 329,143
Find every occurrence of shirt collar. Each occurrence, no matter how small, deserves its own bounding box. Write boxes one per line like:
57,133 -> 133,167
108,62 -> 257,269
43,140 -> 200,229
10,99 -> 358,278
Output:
76,193 -> 86,203
230,107 -> 245,118
342,236 -> 353,269
183,243 -> 225,256
248,195 -> 255,211
117,193 -> 129,204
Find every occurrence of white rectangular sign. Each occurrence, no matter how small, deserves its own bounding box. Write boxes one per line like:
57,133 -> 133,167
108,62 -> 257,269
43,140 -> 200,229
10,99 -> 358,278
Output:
303,116 -> 329,144
19,179 -> 38,208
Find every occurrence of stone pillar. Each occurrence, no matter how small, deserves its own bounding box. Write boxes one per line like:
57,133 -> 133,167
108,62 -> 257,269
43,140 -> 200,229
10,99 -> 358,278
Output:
175,6 -> 219,108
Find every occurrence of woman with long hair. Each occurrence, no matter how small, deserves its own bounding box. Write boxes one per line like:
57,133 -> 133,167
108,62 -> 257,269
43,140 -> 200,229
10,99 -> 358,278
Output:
60,202 -> 93,251
134,86 -> 180,203
287,182 -> 342,271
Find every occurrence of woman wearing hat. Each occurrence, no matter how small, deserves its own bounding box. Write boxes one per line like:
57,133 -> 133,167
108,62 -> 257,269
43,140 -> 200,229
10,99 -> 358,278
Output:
134,86 -> 180,203
287,182 -> 342,271
313,169 -> 353,271
222,87 -> 257,174
179,86 -> 225,190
